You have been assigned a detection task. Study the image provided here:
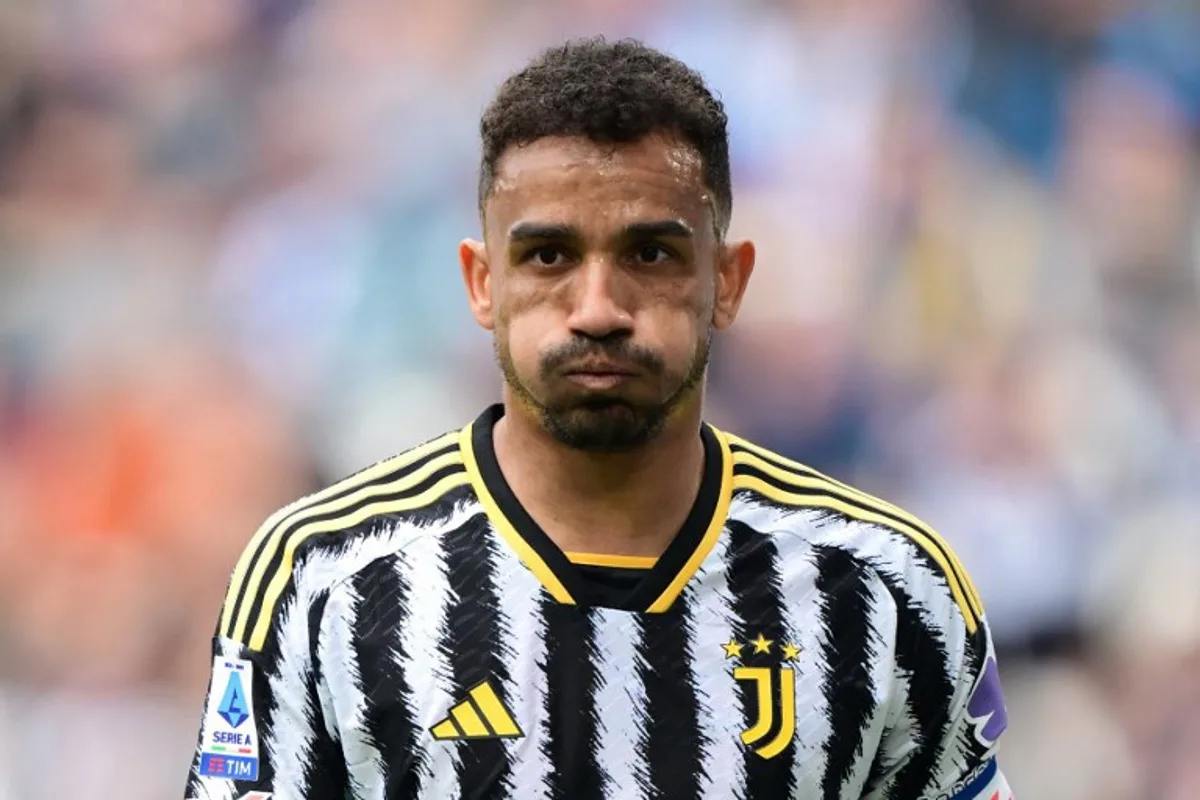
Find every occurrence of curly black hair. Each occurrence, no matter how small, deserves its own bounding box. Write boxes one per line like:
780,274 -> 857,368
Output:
479,38 -> 732,236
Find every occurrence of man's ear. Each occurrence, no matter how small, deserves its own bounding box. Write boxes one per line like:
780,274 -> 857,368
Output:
713,240 -> 755,330
460,239 -> 495,330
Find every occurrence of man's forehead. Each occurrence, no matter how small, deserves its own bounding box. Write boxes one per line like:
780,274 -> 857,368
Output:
486,134 -> 713,230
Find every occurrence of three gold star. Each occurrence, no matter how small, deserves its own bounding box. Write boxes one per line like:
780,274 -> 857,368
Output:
722,634 -> 800,661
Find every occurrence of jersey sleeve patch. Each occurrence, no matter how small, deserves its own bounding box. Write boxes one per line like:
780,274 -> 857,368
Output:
198,656 -> 261,782
965,655 -> 1009,749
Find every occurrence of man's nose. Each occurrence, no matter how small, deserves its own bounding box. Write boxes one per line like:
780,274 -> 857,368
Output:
565,259 -> 635,340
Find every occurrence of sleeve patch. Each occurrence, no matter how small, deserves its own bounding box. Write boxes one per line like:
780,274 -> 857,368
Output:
965,655 -> 1009,748
198,657 -> 261,781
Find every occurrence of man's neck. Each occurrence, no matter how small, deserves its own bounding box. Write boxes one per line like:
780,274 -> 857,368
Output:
491,399 -> 707,559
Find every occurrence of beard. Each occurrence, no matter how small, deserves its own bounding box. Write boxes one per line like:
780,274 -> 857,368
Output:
496,331 -> 711,453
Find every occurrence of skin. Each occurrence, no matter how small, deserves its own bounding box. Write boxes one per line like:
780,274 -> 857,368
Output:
460,133 -> 755,557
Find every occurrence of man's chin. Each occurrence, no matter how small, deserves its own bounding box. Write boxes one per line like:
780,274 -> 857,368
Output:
539,401 -> 665,453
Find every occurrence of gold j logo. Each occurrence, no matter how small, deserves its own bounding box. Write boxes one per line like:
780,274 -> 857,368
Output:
724,633 -> 798,759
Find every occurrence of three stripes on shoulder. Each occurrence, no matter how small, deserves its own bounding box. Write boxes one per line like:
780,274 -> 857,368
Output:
725,433 -> 985,635
221,432 -> 465,651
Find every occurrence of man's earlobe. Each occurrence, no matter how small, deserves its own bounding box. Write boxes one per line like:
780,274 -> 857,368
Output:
460,239 -> 495,331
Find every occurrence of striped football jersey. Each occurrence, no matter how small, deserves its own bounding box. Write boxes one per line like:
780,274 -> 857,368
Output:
184,404 -> 1013,800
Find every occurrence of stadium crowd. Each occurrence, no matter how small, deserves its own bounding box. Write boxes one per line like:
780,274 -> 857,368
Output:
0,0 -> 1197,797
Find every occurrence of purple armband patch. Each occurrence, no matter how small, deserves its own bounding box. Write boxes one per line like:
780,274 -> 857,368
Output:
966,656 -> 1008,748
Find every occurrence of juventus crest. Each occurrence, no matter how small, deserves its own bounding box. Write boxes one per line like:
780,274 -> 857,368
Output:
724,633 -> 799,759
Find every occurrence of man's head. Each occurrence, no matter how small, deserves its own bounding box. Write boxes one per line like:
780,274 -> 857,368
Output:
461,38 -> 755,452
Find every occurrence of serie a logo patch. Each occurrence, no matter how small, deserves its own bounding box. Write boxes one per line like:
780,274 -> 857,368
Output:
199,657 -> 261,781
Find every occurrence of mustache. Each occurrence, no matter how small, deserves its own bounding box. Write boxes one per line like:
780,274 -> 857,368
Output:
539,337 -> 665,376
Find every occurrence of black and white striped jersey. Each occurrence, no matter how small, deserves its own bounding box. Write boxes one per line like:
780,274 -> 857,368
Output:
184,404 -> 1013,800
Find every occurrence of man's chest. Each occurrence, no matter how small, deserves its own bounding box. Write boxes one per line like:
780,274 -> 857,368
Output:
328,567 -> 896,800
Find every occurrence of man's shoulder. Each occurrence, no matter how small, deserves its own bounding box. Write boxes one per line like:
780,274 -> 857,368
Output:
277,426 -> 477,572
720,428 -> 986,636
721,428 -> 935,546
218,427 -> 476,651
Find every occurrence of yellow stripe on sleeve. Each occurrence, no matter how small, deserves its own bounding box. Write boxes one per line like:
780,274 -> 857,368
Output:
727,434 -> 984,620
220,431 -> 459,638
732,467 -> 979,635
245,471 -> 470,651
230,444 -> 463,645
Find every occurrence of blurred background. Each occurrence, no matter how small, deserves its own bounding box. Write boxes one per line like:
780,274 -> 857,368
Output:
0,0 -> 1197,796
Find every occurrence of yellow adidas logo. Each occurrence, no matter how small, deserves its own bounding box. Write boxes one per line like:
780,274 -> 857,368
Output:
430,680 -> 523,741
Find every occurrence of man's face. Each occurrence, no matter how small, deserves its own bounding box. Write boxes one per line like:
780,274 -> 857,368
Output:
462,133 -> 753,452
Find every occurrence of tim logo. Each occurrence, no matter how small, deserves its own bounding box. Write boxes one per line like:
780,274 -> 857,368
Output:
724,633 -> 799,759
199,753 -> 259,781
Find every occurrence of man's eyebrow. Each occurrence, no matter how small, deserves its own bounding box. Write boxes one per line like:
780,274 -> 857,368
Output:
506,219 -> 695,245
507,222 -> 576,242
621,220 -> 694,239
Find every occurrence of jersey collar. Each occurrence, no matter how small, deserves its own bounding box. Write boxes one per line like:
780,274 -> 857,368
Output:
460,404 -> 733,612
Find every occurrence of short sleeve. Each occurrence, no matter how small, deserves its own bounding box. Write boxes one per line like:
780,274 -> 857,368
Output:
864,580 -> 1014,799
183,593 -> 345,798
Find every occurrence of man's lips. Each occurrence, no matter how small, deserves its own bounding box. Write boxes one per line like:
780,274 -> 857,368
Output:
562,363 -> 638,389
562,361 -> 638,377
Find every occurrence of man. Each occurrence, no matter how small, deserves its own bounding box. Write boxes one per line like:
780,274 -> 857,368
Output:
185,38 -> 1013,800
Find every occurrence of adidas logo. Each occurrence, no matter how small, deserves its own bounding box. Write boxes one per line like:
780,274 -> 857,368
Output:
430,680 -> 523,741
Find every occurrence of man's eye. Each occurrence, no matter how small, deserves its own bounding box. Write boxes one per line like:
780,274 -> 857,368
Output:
634,244 -> 672,265
527,246 -> 568,267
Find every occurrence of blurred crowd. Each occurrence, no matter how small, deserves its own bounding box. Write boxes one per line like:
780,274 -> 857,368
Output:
0,0 -> 1197,797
